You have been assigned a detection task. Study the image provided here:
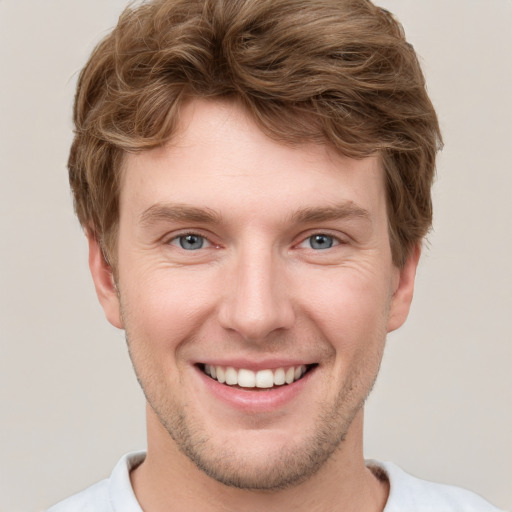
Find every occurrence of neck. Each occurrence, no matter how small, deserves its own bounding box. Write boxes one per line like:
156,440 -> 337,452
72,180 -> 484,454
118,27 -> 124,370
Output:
130,405 -> 389,512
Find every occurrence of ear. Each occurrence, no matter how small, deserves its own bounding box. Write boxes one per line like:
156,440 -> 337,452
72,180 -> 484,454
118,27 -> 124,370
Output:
387,244 -> 421,333
87,231 -> 124,329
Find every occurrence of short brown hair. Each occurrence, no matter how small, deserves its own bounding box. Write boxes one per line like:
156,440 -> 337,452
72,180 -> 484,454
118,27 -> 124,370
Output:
69,0 -> 442,267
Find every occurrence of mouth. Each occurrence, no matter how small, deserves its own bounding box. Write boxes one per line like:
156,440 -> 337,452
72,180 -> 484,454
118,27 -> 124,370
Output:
199,363 -> 317,390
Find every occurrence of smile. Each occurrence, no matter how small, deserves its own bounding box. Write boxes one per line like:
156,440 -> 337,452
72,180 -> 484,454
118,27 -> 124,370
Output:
201,364 -> 314,389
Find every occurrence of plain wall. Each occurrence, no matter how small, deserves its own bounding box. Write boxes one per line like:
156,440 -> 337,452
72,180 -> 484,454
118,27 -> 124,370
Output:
0,1 -> 510,510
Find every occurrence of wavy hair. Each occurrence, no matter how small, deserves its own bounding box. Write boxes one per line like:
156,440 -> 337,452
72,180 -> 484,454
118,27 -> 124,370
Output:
70,0 -> 442,267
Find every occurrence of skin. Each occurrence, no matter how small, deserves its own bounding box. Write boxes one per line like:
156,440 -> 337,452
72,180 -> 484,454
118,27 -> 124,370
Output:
89,99 -> 419,512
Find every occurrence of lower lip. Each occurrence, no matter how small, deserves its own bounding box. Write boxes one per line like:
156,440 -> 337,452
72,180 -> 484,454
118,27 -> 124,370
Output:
195,366 -> 316,413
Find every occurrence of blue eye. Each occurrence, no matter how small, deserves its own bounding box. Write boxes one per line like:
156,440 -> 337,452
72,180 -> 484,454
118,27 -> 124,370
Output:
307,234 -> 336,250
176,234 -> 206,250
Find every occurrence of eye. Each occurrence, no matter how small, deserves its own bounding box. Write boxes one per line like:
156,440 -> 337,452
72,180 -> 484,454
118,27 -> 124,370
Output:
170,233 -> 210,250
301,234 -> 339,250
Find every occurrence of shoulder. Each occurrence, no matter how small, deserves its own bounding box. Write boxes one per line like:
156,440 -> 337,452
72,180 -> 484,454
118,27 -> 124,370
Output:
46,452 -> 145,512
367,460 -> 505,512
46,479 -> 111,512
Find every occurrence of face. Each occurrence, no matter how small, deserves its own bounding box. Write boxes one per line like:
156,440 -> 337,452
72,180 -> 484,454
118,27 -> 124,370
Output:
90,99 -> 418,490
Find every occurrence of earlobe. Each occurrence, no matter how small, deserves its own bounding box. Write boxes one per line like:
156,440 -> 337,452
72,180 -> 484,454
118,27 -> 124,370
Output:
87,231 -> 124,329
387,244 -> 421,333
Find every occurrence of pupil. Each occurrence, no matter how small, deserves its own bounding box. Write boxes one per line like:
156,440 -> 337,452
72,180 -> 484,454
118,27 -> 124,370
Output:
311,234 -> 333,250
180,234 -> 203,250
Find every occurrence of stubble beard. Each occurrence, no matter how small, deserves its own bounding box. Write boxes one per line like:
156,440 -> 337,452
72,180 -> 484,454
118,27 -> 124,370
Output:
126,333 -> 383,492
152,390 -> 366,491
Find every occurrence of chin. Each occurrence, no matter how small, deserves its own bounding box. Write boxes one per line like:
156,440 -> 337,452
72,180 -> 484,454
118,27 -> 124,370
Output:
150,390 -> 362,491
175,430 -> 341,491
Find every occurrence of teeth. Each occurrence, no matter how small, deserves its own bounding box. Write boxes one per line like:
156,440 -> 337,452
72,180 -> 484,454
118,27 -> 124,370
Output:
285,366 -> 295,384
238,369 -> 256,388
216,366 -> 226,383
225,367 -> 238,385
274,368 -> 285,385
203,364 -> 309,388
255,369 -> 274,388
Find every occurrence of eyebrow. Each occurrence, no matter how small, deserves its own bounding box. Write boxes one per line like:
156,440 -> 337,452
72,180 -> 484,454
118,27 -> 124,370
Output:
289,203 -> 371,224
138,201 -> 371,228
139,203 -> 223,227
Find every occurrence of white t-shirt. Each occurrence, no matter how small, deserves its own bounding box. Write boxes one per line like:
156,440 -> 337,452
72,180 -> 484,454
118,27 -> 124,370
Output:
47,452 -> 504,512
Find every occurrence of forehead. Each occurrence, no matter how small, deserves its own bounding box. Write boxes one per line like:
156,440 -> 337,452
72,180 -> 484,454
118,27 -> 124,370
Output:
119,99 -> 386,225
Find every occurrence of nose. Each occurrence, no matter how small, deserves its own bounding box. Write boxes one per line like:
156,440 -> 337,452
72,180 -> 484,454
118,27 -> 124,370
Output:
218,245 -> 295,342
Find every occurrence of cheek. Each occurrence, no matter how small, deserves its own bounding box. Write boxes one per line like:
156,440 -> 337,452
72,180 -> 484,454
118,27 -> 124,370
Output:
298,267 -> 392,350
119,265 -> 218,349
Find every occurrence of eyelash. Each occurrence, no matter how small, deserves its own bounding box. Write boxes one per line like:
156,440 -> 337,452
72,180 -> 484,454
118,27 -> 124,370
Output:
167,233 -> 213,251
297,233 -> 343,250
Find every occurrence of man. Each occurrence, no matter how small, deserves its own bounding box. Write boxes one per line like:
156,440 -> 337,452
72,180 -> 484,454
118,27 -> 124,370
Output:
48,0 -> 503,510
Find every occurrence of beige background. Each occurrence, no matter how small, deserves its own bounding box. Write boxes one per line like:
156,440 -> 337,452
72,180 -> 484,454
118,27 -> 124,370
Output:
1,1 -> 511,510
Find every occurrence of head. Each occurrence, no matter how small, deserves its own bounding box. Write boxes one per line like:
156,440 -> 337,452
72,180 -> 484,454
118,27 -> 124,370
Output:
70,0 -> 441,271
73,0 -> 442,493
